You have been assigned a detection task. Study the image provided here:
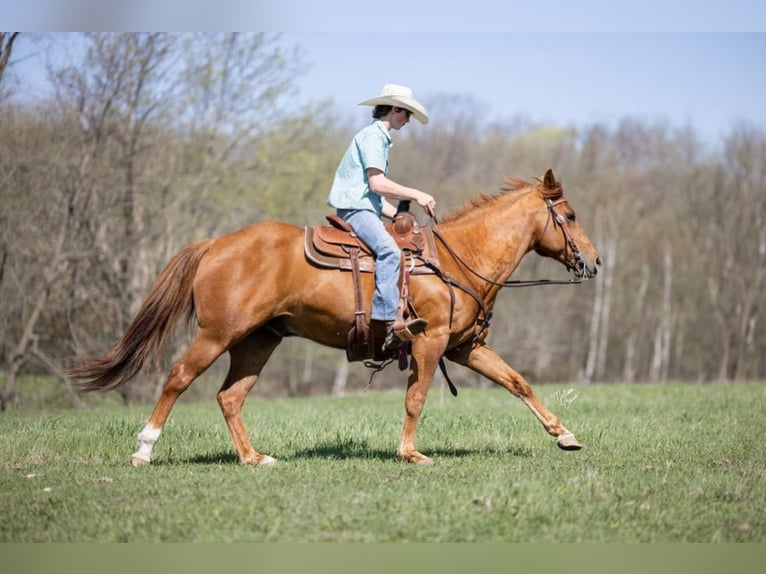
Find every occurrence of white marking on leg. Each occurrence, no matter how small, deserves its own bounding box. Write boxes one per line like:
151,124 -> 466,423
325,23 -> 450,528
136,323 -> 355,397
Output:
257,455 -> 277,467
132,423 -> 161,465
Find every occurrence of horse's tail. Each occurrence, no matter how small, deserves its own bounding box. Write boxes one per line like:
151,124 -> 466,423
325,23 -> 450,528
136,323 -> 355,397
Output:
66,239 -> 214,392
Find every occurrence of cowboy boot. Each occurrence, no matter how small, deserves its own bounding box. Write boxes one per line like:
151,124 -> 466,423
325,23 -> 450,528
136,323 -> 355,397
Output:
382,318 -> 428,353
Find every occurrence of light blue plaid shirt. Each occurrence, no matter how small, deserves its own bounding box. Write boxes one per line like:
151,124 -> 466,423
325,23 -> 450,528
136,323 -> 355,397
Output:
327,121 -> 392,216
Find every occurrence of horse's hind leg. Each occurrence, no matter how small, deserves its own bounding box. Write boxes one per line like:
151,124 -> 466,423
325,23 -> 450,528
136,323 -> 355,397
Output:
217,329 -> 282,466
448,343 -> 582,450
131,330 -> 227,466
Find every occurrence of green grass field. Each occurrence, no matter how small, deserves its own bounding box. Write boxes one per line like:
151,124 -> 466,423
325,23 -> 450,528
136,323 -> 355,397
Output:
1,382 -> 764,542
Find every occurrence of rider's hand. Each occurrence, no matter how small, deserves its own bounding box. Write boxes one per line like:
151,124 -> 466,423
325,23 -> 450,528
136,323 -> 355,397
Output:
416,192 -> 436,217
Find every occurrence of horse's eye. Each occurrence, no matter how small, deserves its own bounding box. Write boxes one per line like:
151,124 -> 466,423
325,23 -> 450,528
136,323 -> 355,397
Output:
566,212 -> 576,223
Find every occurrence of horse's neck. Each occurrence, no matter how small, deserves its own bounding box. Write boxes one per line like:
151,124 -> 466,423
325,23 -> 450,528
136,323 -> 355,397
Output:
438,197 -> 537,283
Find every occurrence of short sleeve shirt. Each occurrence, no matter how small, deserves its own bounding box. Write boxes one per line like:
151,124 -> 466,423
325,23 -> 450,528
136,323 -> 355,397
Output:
327,120 -> 392,216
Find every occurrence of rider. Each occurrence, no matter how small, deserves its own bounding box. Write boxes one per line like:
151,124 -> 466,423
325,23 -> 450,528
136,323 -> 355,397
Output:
327,84 -> 437,351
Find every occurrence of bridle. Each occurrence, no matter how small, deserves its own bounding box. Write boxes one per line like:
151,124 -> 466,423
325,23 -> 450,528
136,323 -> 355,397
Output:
539,196 -> 590,281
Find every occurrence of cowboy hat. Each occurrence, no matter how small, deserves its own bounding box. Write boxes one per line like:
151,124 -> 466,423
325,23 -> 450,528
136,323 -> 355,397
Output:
359,84 -> 429,124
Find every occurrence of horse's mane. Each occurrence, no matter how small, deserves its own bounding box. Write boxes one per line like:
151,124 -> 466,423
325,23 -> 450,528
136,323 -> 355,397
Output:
441,175 -> 562,223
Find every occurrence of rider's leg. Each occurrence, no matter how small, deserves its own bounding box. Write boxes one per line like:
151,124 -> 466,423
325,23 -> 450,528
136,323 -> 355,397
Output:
338,209 -> 426,349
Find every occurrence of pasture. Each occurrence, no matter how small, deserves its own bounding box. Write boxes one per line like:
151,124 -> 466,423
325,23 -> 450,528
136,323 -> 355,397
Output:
1,382 -> 764,542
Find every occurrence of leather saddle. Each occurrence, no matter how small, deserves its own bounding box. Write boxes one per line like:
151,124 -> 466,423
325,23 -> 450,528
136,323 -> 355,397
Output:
304,212 -> 439,274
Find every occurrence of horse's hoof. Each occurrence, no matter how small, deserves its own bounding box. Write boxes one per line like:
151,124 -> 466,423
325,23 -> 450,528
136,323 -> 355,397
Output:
256,455 -> 277,467
556,432 -> 582,451
130,453 -> 150,467
399,452 -> 434,465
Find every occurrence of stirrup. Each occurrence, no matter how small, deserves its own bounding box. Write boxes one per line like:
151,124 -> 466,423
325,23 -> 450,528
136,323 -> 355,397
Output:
383,318 -> 427,352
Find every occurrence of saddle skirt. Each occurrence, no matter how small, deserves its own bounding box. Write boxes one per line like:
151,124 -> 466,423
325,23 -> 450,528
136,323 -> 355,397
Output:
304,212 -> 439,274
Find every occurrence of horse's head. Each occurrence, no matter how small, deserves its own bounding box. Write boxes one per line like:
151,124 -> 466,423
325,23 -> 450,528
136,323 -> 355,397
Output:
531,169 -> 601,280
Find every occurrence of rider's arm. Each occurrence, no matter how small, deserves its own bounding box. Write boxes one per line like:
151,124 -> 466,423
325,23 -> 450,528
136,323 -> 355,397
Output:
367,168 -> 436,217
381,198 -> 397,219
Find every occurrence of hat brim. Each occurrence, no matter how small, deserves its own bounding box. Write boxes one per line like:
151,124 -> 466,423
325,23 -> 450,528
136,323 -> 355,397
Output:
358,95 -> 429,125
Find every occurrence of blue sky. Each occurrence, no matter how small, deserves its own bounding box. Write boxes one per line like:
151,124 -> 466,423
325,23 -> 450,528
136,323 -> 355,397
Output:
282,33 -> 765,143
9,1 -> 765,33
5,2 -> 766,144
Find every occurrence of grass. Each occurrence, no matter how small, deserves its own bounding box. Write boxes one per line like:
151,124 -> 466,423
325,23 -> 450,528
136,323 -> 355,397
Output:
1,382 -> 764,542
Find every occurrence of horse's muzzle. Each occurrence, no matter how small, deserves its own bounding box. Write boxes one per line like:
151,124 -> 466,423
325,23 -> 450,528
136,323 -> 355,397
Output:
571,255 -> 601,279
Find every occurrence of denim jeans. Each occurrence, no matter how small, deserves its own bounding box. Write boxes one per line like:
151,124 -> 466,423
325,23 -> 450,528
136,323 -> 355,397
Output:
338,209 -> 400,321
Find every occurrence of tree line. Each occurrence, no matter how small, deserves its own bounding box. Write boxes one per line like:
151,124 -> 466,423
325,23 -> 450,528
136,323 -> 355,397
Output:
1,33 -> 764,410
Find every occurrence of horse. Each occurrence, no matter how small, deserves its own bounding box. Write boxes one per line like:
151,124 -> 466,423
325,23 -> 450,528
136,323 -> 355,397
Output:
66,168 -> 601,466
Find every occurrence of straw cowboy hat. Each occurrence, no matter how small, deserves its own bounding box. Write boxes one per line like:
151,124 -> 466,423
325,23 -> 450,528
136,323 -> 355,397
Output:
359,84 -> 429,124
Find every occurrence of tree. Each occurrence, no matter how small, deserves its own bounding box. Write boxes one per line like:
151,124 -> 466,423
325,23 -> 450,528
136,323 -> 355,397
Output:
0,33 -> 314,409
0,32 -> 19,87
0,103 -> 92,410
699,126 -> 766,380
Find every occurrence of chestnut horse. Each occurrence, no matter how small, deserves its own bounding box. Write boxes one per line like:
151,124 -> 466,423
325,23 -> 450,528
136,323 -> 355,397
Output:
67,168 -> 600,466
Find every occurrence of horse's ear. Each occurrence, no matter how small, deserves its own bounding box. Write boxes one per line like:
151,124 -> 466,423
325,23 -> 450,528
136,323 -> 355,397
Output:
543,168 -> 556,190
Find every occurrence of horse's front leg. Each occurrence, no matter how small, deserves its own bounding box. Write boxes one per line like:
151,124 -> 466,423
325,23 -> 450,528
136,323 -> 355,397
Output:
447,343 -> 582,450
397,338 -> 446,465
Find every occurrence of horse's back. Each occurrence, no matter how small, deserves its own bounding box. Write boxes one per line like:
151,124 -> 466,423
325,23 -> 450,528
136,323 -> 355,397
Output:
190,220 -> 355,335
192,219 -> 297,291
212,219 -> 304,251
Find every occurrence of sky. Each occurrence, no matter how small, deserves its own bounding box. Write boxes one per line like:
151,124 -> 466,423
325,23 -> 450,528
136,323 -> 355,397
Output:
4,2 -> 766,145
281,33 -> 766,143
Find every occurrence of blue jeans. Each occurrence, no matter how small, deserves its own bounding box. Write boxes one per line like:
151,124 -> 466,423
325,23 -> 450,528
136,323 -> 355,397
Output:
338,209 -> 400,322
